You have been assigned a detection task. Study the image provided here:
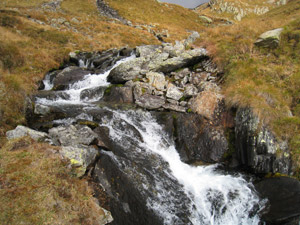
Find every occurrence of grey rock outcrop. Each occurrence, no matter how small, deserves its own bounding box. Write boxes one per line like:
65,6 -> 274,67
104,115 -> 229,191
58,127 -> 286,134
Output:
235,108 -> 291,175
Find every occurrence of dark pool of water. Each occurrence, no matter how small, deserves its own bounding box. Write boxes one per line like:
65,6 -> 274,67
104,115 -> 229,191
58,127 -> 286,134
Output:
160,0 -> 210,9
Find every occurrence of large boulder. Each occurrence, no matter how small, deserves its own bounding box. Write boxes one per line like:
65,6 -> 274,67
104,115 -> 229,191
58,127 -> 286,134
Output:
80,86 -> 107,101
255,177 -> 300,224
255,28 -> 283,49
107,58 -> 145,84
148,48 -> 207,73
53,66 -> 93,90
102,86 -> 133,104
6,125 -> 49,142
235,108 -> 292,175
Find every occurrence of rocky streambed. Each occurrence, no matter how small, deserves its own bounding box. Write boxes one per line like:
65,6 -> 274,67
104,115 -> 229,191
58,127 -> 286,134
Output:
7,34 -> 300,224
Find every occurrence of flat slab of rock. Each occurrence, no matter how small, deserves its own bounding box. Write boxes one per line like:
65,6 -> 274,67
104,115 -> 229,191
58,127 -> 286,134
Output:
135,94 -> 165,110
6,125 -> 49,142
255,177 -> 300,224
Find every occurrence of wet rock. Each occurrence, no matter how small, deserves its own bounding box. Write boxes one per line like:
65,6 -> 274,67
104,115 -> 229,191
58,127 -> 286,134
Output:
172,114 -> 228,163
53,66 -> 93,90
166,84 -> 183,101
6,125 -> 49,142
49,124 -> 98,147
103,86 -> 133,104
255,28 -> 283,49
255,177 -> 300,224
235,108 -> 292,175
135,94 -> 165,110
189,91 -> 222,120
60,145 -> 99,177
92,112 -> 193,225
34,90 -> 70,101
80,86 -> 107,101
146,72 -> 167,91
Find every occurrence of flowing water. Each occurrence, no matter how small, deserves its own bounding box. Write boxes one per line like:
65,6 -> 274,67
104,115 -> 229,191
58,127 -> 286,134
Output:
37,55 -> 266,224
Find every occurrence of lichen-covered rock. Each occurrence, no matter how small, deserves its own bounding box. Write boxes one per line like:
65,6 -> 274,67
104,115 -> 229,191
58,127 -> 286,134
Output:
136,45 -> 161,59
146,72 -> 168,91
149,48 -> 207,73
255,28 -> 283,49
162,103 -> 186,113
6,125 -> 49,142
135,94 -> 165,110
235,108 -> 292,175
34,103 -> 51,115
166,84 -> 183,101
49,124 -> 98,147
107,57 -> 145,84
60,145 -> 99,177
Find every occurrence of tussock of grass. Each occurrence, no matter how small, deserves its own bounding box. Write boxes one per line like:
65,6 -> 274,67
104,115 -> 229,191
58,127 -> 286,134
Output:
0,137 -> 107,224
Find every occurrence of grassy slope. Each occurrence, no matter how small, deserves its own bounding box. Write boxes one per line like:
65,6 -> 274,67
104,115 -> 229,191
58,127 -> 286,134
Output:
195,0 -> 300,175
0,137 -> 109,224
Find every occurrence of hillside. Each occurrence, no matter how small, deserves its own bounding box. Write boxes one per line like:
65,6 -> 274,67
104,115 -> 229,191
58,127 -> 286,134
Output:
0,0 -> 300,224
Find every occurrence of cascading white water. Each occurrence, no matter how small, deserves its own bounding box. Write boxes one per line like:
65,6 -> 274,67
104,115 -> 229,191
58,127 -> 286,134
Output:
37,54 -> 136,105
102,109 -> 266,225
37,52 -> 266,224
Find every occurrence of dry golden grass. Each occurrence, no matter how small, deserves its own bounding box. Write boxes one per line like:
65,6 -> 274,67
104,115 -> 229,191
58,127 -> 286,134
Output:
0,137 -> 108,224
106,0 -> 206,41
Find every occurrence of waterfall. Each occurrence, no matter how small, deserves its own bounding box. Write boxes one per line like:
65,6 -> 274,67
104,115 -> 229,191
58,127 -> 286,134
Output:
101,109 -> 266,225
36,54 -> 266,224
